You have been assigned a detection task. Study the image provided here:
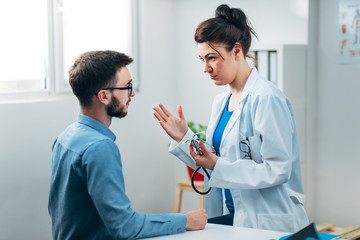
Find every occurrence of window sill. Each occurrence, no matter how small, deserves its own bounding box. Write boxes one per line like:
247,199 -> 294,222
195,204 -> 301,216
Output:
0,90 -> 75,104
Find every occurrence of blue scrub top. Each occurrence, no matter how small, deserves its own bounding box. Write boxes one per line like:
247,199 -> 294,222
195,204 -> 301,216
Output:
212,96 -> 234,213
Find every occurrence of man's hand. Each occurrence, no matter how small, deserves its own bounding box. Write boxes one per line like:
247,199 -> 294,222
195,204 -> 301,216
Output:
185,209 -> 208,231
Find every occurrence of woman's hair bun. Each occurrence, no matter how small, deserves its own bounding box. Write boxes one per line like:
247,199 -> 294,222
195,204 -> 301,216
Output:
215,4 -> 246,29
195,4 -> 257,57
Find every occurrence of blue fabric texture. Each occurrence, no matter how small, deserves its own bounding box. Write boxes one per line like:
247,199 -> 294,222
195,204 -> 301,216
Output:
48,114 -> 186,240
212,96 -> 234,212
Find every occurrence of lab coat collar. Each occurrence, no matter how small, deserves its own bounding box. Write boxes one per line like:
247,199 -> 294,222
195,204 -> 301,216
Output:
239,67 -> 259,103
214,67 -> 259,109
220,68 -> 259,142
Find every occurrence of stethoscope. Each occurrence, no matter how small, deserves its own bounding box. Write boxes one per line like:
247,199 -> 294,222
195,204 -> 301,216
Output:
188,134 -> 219,195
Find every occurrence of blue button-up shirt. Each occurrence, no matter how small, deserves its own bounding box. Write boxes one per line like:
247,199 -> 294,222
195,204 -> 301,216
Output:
48,114 -> 186,240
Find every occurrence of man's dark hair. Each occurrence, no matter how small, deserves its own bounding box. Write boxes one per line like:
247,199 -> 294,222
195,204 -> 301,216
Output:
69,50 -> 133,107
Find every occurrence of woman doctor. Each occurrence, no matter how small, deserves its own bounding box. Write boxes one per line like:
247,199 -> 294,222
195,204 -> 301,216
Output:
153,4 -> 308,233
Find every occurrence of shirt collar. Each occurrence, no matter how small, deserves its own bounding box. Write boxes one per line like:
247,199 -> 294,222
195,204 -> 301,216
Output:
77,114 -> 116,141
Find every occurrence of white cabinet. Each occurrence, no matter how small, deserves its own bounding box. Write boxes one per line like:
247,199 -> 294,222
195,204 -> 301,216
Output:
249,44 -> 307,101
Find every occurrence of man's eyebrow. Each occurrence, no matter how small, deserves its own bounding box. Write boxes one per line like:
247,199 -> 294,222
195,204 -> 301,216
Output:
127,79 -> 133,85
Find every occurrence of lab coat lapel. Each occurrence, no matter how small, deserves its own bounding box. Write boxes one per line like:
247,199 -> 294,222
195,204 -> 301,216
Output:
221,68 -> 259,142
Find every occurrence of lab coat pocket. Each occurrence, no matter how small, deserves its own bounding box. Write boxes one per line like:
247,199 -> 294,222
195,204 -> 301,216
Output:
287,189 -> 305,206
257,213 -> 295,232
247,134 -> 262,163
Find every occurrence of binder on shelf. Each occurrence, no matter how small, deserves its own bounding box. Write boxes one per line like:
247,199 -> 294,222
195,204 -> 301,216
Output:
248,49 -> 277,85
246,51 -> 256,68
257,51 -> 269,79
269,51 -> 277,83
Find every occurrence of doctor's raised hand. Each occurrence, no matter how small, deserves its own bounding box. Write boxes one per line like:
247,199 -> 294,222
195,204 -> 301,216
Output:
152,103 -> 188,143
153,103 -> 218,170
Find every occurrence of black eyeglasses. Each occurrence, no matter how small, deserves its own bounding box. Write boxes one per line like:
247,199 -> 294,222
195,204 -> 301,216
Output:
240,137 -> 252,159
99,82 -> 133,96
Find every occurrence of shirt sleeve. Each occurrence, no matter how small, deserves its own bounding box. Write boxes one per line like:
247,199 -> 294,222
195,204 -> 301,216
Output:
82,139 -> 187,239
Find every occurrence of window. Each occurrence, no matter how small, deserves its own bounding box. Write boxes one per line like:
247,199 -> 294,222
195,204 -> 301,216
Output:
0,1 -> 47,92
0,0 -> 137,94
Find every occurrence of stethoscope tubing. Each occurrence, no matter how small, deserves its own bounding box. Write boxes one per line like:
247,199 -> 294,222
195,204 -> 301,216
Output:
191,167 -> 212,195
188,135 -> 215,195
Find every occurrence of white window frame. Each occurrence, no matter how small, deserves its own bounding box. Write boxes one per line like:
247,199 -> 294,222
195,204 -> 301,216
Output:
0,0 -> 140,101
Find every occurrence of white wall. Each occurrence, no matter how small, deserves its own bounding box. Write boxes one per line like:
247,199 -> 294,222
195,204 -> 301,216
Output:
0,97 -> 78,239
308,0 -> 360,226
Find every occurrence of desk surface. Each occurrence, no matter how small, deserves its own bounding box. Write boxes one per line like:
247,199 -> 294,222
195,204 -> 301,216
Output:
142,223 -> 291,240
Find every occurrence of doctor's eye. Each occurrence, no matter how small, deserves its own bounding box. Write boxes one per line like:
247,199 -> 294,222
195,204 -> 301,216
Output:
199,57 -> 205,62
205,56 -> 218,62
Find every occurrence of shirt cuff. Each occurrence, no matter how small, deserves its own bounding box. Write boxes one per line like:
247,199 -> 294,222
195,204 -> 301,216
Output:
169,213 -> 187,234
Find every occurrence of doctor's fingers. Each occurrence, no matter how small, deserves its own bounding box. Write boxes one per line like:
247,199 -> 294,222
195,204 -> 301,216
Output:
194,156 -> 216,170
189,141 -> 209,157
152,106 -> 170,121
191,142 -> 217,170
193,156 -> 209,169
198,141 -> 209,152
188,142 -> 199,159
158,103 -> 174,118
176,105 -> 186,121
153,112 -> 172,128
189,143 -> 207,163
153,110 -> 163,122
153,111 -> 173,131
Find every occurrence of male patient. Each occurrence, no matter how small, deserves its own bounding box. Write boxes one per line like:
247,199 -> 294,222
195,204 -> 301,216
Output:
48,50 -> 207,240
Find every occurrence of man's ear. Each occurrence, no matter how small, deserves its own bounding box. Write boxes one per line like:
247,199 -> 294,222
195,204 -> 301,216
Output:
96,90 -> 111,105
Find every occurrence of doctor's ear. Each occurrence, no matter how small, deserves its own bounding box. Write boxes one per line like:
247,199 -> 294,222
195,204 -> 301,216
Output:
233,43 -> 242,56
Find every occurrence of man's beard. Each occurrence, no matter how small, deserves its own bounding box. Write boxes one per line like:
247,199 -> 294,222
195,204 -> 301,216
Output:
106,95 -> 128,119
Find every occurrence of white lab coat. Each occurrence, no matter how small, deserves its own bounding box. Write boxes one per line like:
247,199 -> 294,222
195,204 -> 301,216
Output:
169,68 -> 309,233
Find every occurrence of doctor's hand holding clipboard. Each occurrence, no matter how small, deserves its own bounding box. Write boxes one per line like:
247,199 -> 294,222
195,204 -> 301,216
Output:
153,3 -> 309,233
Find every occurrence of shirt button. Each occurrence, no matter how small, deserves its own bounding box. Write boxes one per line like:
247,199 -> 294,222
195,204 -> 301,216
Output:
177,227 -> 181,232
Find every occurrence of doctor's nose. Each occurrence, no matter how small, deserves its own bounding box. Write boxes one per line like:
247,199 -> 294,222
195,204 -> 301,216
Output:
203,62 -> 212,73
